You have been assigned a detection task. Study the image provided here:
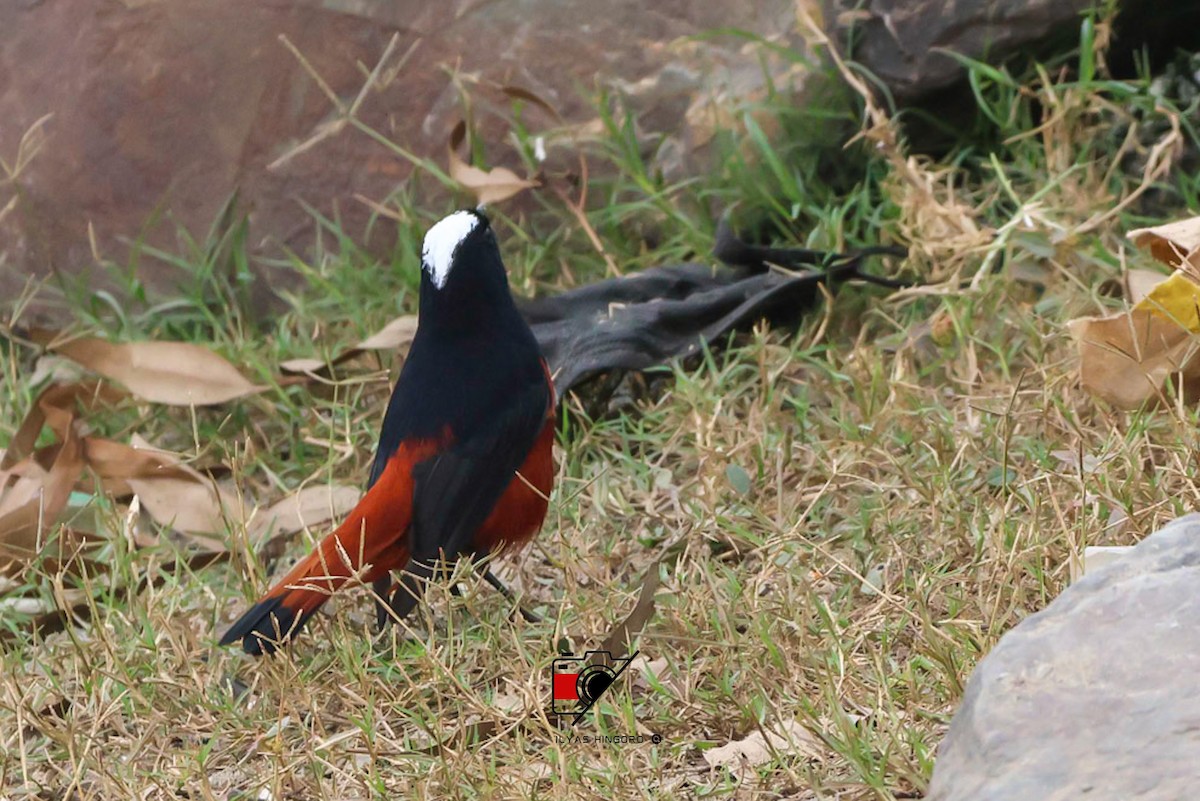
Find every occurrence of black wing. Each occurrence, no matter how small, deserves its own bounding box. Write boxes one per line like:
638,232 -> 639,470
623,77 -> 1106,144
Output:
410,376 -> 548,561
386,375 -> 549,619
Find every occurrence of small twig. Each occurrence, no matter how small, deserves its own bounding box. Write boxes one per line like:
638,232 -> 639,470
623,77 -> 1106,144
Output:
553,156 -> 621,276
347,34 -> 406,119
269,33 -> 412,172
278,34 -> 346,113
354,193 -> 407,223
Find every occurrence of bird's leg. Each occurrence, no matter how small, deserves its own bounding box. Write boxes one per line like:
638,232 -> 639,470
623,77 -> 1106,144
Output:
384,558 -> 438,625
475,564 -> 542,623
386,573 -> 422,623
372,576 -> 394,630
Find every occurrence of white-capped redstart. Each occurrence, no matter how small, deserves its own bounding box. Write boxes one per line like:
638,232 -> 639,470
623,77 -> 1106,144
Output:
221,209 -> 555,655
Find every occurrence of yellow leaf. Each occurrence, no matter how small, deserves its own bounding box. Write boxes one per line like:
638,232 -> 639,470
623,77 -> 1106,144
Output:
1134,271 -> 1200,332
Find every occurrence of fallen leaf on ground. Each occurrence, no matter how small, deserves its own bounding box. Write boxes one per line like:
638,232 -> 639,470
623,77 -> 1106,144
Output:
280,316 -> 417,375
120,436 -> 239,549
600,560 -> 661,654
81,436 -> 203,498
357,315 -> 418,351
1072,216 -> 1200,408
447,121 -> 538,205
0,591 -> 88,616
1128,217 -> 1200,269
247,485 -> 361,543
37,332 -> 264,406
703,719 -> 822,772
0,418 -> 88,575
1135,271 -> 1200,329
1070,271 -> 1200,407
1,381 -> 125,469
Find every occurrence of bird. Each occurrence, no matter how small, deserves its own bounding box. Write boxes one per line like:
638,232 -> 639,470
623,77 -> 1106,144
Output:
220,209 -> 556,655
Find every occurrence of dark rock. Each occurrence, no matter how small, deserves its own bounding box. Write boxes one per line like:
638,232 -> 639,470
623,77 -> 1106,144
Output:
831,0 -> 1093,102
928,514 -> 1200,801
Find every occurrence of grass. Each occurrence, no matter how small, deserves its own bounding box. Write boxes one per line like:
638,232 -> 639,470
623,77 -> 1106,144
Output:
5,15 -> 1200,799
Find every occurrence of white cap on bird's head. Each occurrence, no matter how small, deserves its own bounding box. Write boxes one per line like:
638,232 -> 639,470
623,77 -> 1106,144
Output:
421,209 -> 485,290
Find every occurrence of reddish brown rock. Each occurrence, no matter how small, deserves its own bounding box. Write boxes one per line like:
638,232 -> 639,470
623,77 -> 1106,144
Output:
0,0 -> 800,311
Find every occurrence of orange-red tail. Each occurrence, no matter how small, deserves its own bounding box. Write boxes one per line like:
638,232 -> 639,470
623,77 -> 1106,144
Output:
220,451 -> 425,655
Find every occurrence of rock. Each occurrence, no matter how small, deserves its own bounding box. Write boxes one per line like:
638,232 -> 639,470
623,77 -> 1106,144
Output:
831,0 -> 1094,102
928,514 -> 1200,801
0,0 -> 803,310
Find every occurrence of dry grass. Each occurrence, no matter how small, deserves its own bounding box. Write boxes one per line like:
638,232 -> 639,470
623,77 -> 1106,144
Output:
4,20 -> 1200,801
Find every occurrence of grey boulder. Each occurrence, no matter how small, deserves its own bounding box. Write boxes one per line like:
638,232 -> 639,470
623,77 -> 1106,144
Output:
928,513 -> 1200,800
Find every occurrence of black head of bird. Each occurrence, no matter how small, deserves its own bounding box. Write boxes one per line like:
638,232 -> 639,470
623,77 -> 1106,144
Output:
416,208 -> 524,336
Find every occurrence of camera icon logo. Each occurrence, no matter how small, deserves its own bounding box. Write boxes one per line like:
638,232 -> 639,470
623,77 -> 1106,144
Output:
551,650 -> 638,721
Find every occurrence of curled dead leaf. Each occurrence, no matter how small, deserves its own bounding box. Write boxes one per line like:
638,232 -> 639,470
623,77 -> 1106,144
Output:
702,720 -> 822,773
2,381 -> 125,469
1069,311 -> 1200,408
280,315 -> 418,376
81,436 -> 204,498
1128,216 -> 1200,269
448,121 -> 538,205
247,485 -> 362,544
358,316 -> 418,351
38,333 -> 264,406
1071,271 -> 1200,408
601,560 -> 661,655
278,356 -> 326,374
99,436 -> 241,549
0,418 -> 87,575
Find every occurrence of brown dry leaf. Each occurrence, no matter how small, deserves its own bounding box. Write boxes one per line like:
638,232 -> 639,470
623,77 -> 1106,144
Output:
0,470 -> 48,520
1072,225 -> 1200,408
42,334 -> 264,406
0,419 -> 87,575
357,315 -> 418,350
1,381 -> 125,469
278,356 -> 326,374
81,436 -> 204,498
1128,216 -> 1200,269
1069,310 -> 1200,408
280,315 -> 417,376
247,485 -> 361,543
447,121 -> 538,205
117,436 -> 239,550
601,561 -> 661,654
702,720 -> 822,773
